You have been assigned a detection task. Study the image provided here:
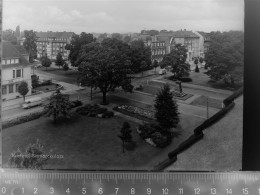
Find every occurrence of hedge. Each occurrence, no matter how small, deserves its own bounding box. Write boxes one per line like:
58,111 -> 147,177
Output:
3,110 -> 47,129
194,102 -> 235,135
168,132 -> 204,159
223,87 -> 243,107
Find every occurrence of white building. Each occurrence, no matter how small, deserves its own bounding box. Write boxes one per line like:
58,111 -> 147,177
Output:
1,42 -> 32,100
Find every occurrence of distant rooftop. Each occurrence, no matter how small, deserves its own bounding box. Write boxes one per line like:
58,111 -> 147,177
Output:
158,30 -> 199,38
36,31 -> 74,39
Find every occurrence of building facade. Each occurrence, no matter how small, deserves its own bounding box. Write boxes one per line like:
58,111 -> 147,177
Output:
151,41 -> 166,62
35,31 -> 73,60
1,42 -> 32,100
153,30 -> 201,61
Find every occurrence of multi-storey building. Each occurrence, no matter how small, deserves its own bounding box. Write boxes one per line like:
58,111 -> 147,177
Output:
1,42 -> 32,100
35,31 -> 73,60
153,30 -> 201,61
197,31 -> 210,55
151,41 -> 166,62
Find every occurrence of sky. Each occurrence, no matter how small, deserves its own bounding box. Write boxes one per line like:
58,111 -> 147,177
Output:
3,0 -> 244,34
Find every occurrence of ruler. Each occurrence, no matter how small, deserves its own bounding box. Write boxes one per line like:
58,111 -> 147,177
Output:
0,170 -> 260,195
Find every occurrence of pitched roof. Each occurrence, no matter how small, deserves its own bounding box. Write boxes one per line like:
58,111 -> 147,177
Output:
2,41 -> 30,66
13,45 -> 28,55
36,31 -> 74,39
157,30 -> 199,38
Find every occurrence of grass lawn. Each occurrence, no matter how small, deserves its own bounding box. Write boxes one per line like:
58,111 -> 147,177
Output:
2,110 -> 204,170
190,96 -> 223,109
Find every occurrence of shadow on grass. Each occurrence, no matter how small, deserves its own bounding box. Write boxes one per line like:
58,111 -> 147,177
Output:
50,112 -> 81,126
125,141 -> 137,151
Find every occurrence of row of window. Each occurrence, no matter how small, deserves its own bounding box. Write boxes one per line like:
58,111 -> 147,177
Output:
152,42 -> 165,47
2,83 -> 19,95
39,38 -> 67,41
37,42 -> 66,47
152,50 -> 165,55
2,58 -> 19,65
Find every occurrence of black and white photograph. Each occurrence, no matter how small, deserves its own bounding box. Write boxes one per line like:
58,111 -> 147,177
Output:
1,0 -> 244,171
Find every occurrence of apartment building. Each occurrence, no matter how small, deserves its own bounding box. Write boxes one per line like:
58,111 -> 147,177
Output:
35,31 -> 74,60
1,42 -> 32,100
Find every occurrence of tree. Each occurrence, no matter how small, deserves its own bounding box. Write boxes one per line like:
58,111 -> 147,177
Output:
15,25 -> 20,38
205,31 -> 244,85
44,89 -> 72,123
130,40 -> 152,73
194,58 -> 199,72
153,60 -> 159,73
78,42 -> 133,105
18,81 -> 29,101
41,55 -> 52,70
140,61 -> 147,77
111,33 -> 122,40
123,35 -> 131,44
23,30 -> 37,63
3,29 -> 17,44
160,44 -> 190,79
55,52 -> 64,69
8,139 -> 50,169
118,122 -> 132,153
63,62 -> 69,72
31,74 -> 39,88
199,57 -> 204,64
65,32 -> 96,66
154,84 -> 179,130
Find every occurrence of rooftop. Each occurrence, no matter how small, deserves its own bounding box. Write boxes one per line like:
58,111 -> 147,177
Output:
36,31 -> 74,39
158,30 -> 200,38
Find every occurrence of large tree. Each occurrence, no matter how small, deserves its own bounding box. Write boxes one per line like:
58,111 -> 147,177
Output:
23,30 -> 37,63
15,25 -> 20,38
41,55 -> 52,70
130,40 -> 152,73
18,81 -> 29,101
154,84 -> 179,130
160,44 -> 190,79
111,33 -> 122,40
44,89 -> 72,123
65,32 -> 96,66
153,60 -> 159,73
3,29 -> 17,44
205,31 -> 244,85
77,42 -> 133,105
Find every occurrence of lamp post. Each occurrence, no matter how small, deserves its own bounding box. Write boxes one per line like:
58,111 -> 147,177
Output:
206,96 -> 209,119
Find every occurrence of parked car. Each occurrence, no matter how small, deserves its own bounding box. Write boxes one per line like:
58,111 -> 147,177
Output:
22,97 -> 43,109
159,69 -> 167,75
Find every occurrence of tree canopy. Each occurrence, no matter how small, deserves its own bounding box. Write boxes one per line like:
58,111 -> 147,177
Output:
23,30 -> 37,63
205,31 -> 244,85
65,32 -> 96,66
41,55 -> 52,70
77,41 -> 134,104
3,29 -> 18,44
160,44 -> 190,78
130,40 -> 152,73
18,81 -> 29,101
55,52 -> 65,69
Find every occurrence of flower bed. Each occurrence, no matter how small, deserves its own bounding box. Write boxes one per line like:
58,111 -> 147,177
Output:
113,105 -> 155,122
76,104 -> 114,118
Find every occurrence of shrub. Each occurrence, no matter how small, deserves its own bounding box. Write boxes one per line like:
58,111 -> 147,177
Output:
31,74 -> 39,88
151,132 -> 169,148
3,110 -> 46,129
76,104 -> 107,117
195,65 -> 200,72
138,123 -> 158,139
8,139 -> 50,169
70,100 -> 83,108
102,111 -> 114,118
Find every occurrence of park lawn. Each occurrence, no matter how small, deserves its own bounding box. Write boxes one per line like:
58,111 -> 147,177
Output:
2,109 -> 204,170
190,95 -> 223,109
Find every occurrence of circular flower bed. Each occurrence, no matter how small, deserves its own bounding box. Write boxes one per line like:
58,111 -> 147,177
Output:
115,105 -> 155,120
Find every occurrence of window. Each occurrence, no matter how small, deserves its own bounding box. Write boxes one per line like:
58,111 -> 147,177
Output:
9,84 -> 14,93
15,84 -> 19,92
13,70 -> 15,78
6,59 -> 11,64
2,85 -> 7,95
11,59 -> 15,64
16,69 -> 22,78
1,60 -> 6,64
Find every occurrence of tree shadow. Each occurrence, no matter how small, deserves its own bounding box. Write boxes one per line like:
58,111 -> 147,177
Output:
125,141 -> 137,151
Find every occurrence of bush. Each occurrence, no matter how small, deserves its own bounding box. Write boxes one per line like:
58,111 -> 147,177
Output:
138,123 -> 158,139
151,132 -> 169,148
76,104 -> 108,117
3,110 -> 46,129
39,80 -> 52,86
178,77 -> 192,82
195,65 -> 200,72
31,74 -> 39,88
102,111 -> 114,118
70,100 -> 83,108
